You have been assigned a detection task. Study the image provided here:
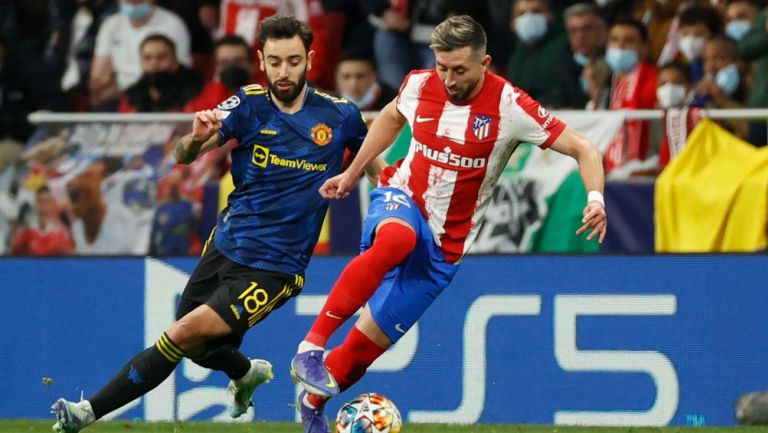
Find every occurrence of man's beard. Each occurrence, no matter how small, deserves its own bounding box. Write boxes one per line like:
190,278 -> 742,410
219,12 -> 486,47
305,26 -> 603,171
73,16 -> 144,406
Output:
267,71 -> 307,103
445,79 -> 479,103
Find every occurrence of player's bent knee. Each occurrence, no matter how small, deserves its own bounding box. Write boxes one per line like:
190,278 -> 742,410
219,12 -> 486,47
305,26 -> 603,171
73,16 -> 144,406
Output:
374,222 -> 418,259
166,314 -> 231,351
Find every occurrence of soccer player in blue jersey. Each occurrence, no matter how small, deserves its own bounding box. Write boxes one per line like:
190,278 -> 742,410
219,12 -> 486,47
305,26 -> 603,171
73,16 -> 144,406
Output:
51,15 -> 382,433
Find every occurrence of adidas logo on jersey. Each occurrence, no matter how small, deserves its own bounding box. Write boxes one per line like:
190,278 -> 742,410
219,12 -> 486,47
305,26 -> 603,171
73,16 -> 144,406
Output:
414,142 -> 487,169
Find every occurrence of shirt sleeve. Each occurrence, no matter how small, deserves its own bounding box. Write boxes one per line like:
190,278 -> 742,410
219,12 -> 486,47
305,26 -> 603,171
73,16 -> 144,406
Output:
216,88 -> 248,143
344,104 -> 368,155
94,15 -> 116,57
395,70 -> 430,124
506,85 -> 567,149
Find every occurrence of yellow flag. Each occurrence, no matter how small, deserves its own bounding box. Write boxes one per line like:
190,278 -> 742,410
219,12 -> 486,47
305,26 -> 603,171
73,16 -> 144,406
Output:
218,171 -> 235,212
655,118 -> 768,252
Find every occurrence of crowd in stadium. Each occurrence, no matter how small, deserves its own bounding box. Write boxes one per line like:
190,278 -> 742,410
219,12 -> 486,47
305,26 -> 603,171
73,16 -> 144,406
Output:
1,0 -> 767,256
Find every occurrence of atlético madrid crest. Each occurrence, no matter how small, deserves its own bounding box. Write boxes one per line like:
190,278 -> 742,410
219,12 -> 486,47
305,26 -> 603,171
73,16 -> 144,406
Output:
311,124 -> 333,146
473,114 -> 492,140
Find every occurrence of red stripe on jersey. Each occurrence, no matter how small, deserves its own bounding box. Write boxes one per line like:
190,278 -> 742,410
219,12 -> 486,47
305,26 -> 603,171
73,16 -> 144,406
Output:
440,74 -> 504,262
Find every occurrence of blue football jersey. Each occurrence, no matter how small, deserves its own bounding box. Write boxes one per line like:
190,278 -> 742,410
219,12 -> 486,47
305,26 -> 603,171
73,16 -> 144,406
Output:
213,84 -> 366,274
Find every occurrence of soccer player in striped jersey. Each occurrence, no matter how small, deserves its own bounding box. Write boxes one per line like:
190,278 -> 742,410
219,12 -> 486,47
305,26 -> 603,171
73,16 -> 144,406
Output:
51,15 -> 383,433
290,15 -> 608,433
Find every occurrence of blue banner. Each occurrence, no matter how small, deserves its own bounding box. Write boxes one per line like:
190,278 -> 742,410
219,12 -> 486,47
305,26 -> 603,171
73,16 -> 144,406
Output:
2,256 -> 767,426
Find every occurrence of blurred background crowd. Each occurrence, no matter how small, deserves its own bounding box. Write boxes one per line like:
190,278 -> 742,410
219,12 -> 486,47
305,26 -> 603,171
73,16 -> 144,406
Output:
1,0 -> 767,256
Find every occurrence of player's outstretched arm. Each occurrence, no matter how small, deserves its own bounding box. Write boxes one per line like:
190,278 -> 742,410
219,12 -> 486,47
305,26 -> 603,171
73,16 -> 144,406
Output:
548,127 -> 607,243
320,100 -> 405,199
175,109 -> 224,164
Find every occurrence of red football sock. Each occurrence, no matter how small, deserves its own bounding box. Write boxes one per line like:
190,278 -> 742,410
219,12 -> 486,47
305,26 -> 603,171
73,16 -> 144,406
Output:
305,222 -> 416,347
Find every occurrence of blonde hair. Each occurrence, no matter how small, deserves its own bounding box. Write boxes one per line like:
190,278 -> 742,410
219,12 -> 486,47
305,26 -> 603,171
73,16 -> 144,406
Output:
430,15 -> 486,54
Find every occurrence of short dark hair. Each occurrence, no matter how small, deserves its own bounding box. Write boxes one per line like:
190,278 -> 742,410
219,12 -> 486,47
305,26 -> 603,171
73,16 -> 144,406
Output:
564,2 -> 605,25
339,47 -> 375,67
258,15 -> 314,52
679,4 -> 722,36
215,34 -> 252,60
610,18 -> 649,43
430,15 -> 487,53
659,61 -> 693,83
140,34 -> 177,56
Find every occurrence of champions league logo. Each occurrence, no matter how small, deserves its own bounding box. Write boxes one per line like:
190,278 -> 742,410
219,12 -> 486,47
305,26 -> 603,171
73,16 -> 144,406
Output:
473,115 -> 492,140
217,95 -> 241,110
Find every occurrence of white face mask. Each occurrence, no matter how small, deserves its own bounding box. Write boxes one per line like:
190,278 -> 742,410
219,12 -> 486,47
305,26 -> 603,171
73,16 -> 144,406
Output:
341,82 -> 381,110
656,82 -> 688,108
678,35 -> 706,61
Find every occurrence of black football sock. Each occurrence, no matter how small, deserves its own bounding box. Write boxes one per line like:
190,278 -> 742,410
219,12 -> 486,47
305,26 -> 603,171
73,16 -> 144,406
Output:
190,344 -> 251,380
88,333 -> 184,419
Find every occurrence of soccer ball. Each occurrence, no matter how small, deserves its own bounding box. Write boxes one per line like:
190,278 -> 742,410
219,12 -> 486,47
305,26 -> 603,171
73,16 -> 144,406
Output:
335,392 -> 403,433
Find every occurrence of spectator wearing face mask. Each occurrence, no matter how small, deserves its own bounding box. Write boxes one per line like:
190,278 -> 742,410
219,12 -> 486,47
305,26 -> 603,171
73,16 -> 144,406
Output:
656,61 -> 696,171
632,0 -> 688,63
334,49 -> 396,112
506,0 -> 569,107
695,35 -> 750,137
118,34 -> 202,112
724,0 -> 760,41
677,3 -> 722,83
90,0 -> 191,109
738,5 -> 768,147
185,35 -> 255,112
553,2 -> 607,108
603,18 -> 657,173
657,60 -> 694,109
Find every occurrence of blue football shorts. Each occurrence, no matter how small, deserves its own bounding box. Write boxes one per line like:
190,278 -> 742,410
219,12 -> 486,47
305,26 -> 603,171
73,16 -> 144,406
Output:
362,187 -> 459,343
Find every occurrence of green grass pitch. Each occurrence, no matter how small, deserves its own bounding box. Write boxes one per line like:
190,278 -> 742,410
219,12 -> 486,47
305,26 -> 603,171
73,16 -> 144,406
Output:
3,421 -> 768,433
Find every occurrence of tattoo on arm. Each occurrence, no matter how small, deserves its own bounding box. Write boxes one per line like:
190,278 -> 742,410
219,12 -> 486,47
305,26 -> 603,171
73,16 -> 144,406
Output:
175,139 -> 189,164
175,135 -> 205,164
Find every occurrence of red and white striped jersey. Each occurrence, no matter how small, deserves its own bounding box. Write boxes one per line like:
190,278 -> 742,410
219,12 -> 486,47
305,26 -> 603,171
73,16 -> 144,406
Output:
382,69 -> 566,263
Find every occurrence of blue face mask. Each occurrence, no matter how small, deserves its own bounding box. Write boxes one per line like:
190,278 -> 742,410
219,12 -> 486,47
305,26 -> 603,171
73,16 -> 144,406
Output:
605,47 -> 639,73
716,63 -> 740,96
573,52 -> 589,67
120,1 -> 152,22
514,13 -> 548,44
725,20 -> 751,41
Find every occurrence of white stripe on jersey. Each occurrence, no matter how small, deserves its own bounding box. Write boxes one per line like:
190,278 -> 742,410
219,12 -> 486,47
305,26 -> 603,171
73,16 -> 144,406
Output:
396,72 -> 431,124
436,102 -> 471,145
423,165 -> 458,246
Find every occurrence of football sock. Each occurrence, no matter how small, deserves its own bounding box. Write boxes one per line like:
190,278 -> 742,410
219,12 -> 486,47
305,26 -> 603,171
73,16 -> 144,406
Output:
306,392 -> 326,409
189,344 -> 251,380
325,327 -> 387,393
89,333 -> 183,419
304,223 -> 416,347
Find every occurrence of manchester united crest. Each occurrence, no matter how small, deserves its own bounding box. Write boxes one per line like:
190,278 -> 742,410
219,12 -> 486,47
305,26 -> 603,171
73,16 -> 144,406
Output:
311,124 -> 333,146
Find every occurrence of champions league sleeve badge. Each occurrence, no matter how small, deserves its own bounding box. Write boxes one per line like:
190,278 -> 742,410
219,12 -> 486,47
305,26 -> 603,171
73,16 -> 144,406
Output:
217,95 -> 241,111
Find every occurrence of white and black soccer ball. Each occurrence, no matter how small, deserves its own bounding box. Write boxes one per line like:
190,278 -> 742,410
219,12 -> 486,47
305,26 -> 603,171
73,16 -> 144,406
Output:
335,392 -> 402,433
